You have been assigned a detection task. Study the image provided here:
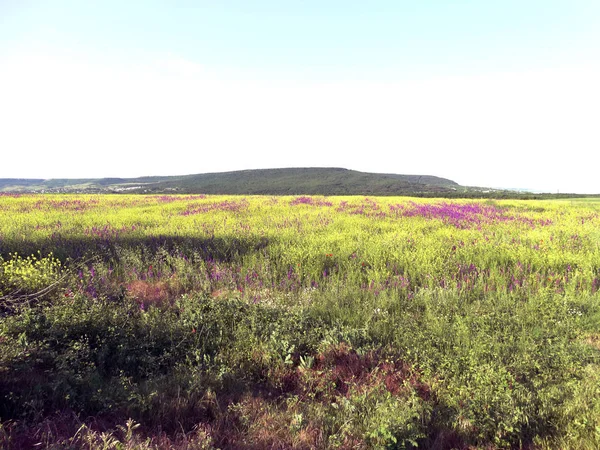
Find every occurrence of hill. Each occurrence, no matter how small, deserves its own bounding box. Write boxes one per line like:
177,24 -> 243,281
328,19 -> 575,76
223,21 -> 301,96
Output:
4,167 -> 592,198
0,168 -> 464,196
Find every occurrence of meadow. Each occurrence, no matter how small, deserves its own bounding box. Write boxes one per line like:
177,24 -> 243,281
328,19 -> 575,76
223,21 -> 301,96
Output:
0,193 -> 599,449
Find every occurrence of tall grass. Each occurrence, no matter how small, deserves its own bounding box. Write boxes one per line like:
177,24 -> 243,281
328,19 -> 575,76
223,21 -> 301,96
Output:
1,194 -> 599,448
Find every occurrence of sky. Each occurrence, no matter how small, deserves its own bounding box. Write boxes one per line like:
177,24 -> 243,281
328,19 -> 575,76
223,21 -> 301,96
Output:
1,1 -> 599,193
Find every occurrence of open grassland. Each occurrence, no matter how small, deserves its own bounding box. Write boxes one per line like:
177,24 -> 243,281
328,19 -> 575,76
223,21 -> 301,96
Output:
1,194 -> 599,449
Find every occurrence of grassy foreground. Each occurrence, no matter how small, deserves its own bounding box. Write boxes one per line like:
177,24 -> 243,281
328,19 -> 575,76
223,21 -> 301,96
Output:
1,194 -> 599,449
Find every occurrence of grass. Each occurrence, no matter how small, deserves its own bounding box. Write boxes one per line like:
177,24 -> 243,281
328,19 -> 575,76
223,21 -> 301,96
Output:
1,194 -> 599,449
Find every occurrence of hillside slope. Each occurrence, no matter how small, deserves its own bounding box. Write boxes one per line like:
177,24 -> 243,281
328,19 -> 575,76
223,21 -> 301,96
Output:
0,168 -> 461,195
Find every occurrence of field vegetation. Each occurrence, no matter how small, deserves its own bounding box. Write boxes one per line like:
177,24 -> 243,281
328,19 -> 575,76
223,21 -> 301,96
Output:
1,193 -> 599,449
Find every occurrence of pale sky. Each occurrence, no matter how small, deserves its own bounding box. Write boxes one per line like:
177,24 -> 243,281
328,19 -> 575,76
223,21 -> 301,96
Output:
1,1 -> 599,193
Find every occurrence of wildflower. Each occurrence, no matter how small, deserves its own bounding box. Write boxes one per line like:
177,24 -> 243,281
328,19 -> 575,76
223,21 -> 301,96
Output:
192,328 -> 196,333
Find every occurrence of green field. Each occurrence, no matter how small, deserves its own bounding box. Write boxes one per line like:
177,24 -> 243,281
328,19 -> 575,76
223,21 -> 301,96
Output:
1,194 -> 599,449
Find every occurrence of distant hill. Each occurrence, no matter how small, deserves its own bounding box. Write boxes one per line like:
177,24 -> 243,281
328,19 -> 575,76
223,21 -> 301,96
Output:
3,167 -> 590,198
0,168 -> 465,196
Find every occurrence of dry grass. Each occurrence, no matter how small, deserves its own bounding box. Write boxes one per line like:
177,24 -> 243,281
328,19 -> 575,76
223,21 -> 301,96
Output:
126,278 -> 183,308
